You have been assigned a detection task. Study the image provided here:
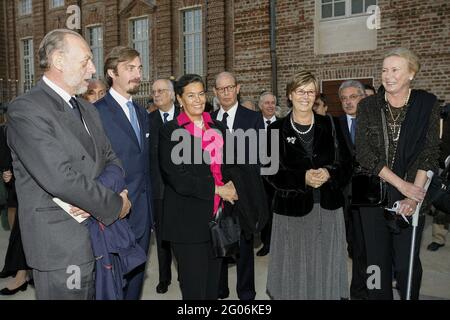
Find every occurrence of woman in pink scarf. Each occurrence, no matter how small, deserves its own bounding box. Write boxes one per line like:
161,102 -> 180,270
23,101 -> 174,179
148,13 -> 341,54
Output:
158,74 -> 238,300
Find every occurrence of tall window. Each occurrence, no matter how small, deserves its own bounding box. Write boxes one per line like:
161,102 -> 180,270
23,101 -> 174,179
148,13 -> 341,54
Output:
87,26 -> 103,79
182,8 -> 203,75
19,0 -> 32,16
321,0 -> 377,19
21,39 -> 34,92
50,0 -> 65,9
130,18 -> 149,80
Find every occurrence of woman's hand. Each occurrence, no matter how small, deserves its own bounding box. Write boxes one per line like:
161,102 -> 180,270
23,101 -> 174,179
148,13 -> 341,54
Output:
398,180 -> 426,203
305,168 -> 330,188
396,198 -> 418,216
216,181 -> 239,204
2,170 -> 12,183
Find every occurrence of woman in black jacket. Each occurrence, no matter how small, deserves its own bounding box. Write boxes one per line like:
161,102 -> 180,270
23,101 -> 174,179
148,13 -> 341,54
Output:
355,48 -> 440,300
0,122 -> 31,295
265,70 -> 352,299
159,74 -> 238,300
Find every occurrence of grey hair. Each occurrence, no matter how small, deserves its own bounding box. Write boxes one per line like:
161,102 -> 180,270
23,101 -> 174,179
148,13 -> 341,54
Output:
38,29 -> 84,70
154,78 -> 175,102
338,80 -> 366,98
258,91 -> 277,107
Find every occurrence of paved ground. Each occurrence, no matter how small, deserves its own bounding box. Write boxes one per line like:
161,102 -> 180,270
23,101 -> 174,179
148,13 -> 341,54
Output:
0,211 -> 448,300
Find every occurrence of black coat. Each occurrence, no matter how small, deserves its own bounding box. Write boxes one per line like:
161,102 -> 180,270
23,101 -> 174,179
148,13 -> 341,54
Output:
265,113 -> 352,216
148,107 -> 180,200
159,119 -> 229,243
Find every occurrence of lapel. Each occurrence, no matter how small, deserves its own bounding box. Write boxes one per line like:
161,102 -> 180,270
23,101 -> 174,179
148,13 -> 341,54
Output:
38,81 -> 96,161
233,106 -> 244,131
104,92 -> 141,150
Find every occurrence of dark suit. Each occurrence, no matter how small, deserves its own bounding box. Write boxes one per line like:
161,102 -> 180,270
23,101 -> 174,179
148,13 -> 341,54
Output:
159,118 -> 228,299
338,114 -> 368,300
149,106 -> 180,285
259,116 -> 279,253
95,92 -> 153,300
7,80 -> 123,299
212,105 -> 265,300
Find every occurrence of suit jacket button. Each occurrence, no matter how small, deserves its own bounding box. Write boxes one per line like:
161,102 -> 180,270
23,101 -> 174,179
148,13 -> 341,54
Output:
81,155 -> 86,160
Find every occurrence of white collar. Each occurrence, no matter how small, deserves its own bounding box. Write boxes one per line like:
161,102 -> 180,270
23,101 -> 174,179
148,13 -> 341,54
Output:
264,115 -> 277,123
158,105 -> 175,121
218,102 -> 238,119
109,87 -> 133,107
42,76 -> 72,105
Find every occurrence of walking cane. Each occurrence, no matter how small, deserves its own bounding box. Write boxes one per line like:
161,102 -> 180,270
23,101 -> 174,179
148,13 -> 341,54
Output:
406,170 -> 434,300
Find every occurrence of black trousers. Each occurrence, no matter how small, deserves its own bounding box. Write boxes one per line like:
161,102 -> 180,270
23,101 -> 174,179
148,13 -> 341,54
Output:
172,241 -> 222,300
360,207 -> 425,300
154,199 -> 173,283
349,207 -> 368,299
218,232 -> 255,300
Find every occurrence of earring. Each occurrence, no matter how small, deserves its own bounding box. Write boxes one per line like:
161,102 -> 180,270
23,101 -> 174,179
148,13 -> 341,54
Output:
410,77 -> 413,81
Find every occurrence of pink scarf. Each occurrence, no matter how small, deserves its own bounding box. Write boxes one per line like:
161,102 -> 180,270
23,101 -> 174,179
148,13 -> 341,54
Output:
177,112 -> 224,215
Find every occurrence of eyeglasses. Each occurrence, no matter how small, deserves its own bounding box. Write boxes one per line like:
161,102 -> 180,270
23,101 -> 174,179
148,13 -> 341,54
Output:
215,85 -> 236,95
340,94 -> 363,102
184,92 -> 206,101
293,89 -> 316,97
151,89 -> 169,96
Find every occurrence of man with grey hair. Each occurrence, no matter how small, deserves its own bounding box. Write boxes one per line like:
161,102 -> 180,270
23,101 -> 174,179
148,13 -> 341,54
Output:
6,29 -> 131,299
148,78 -> 180,294
338,79 -> 368,300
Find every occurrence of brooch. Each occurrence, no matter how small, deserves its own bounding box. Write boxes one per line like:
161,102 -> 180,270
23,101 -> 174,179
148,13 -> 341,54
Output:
287,137 -> 296,144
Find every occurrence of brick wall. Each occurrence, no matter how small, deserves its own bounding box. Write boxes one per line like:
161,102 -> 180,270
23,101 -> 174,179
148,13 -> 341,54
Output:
2,0 -> 449,106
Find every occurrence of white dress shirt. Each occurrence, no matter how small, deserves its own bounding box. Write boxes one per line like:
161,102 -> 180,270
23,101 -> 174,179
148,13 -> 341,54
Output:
109,87 -> 140,130
217,102 -> 238,131
263,115 -> 277,130
158,105 -> 175,123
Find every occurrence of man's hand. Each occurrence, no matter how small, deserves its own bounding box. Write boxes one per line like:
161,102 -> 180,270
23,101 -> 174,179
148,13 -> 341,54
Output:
119,189 -> 131,219
69,206 -> 91,219
2,170 -> 12,183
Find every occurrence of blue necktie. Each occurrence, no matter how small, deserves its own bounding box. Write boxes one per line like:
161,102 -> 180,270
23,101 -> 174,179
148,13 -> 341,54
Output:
126,101 -> 141,147
350,117 -> 356,145
163,112 -> 169,124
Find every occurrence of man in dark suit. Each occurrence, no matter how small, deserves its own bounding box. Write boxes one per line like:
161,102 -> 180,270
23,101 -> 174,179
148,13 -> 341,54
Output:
6,29 -> 131,299
256,91 -> 278,257
338,79 -> 368,300
148,78 -> 180,294
212,71 -> 265,300
95,46 -> 153,300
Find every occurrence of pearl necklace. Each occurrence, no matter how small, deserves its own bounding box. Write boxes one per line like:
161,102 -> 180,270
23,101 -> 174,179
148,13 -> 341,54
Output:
193,119 -> 204,129
290,113 -> 314,135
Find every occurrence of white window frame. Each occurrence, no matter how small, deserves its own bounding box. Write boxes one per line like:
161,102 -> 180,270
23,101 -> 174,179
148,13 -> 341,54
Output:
87,25 -> 104,79
18,0 -> 32,16
50,0 -> 65,9
129,17 -> 150,80
320,0 -> 377,21
181,7 -> 203,76
20,38 -> 34,93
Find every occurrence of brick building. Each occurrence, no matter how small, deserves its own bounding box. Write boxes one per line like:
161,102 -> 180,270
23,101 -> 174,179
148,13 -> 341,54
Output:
0,0 -> 449,114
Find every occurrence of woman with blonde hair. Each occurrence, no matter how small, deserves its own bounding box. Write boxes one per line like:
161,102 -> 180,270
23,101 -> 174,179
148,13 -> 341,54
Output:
356,48 -> 440,299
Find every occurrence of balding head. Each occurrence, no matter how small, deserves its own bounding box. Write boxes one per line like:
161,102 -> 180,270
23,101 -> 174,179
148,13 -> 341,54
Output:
213,71 -> 241,111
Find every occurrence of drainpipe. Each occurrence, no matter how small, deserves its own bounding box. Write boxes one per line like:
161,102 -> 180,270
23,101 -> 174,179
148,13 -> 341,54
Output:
270,0 -> 277,97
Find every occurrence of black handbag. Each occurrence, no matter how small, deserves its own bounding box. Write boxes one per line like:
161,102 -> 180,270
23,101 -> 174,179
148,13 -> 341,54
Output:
209,202 -> 241,258
351,172 -> 387,206
426,158 -> 450,214
350,108 -> 388,207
